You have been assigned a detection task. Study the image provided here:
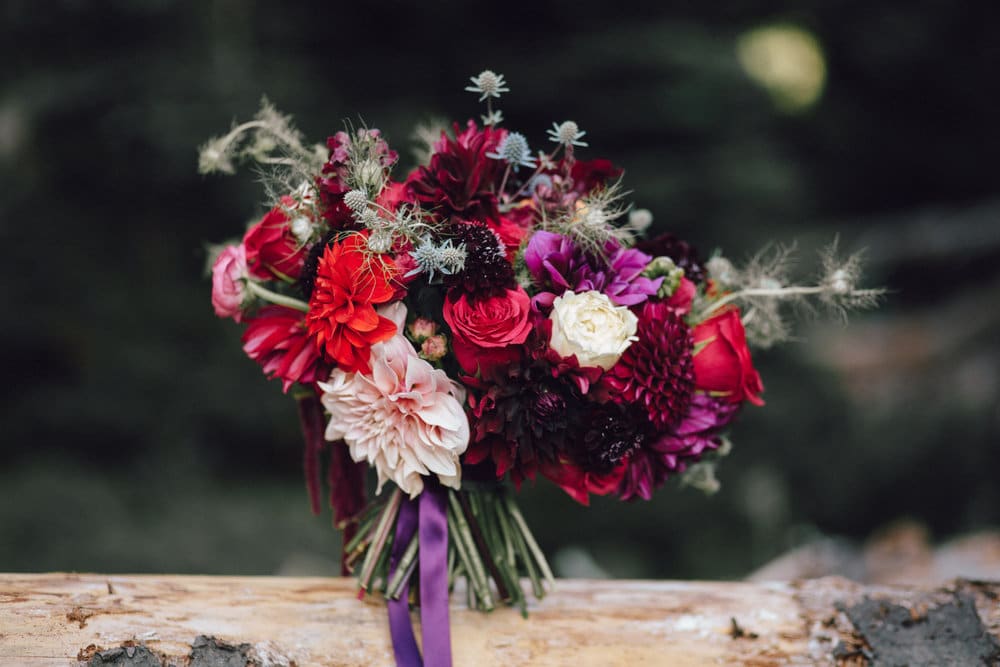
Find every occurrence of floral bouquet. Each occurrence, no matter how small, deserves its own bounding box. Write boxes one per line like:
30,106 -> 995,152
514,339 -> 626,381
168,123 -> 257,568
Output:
204,70 -> 880,665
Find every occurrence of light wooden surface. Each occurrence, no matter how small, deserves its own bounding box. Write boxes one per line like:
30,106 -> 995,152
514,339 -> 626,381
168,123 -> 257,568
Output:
1,574 -> 997,666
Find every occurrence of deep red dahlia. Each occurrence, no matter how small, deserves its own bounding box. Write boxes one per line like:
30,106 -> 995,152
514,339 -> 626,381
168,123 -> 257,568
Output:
405,121 -> 506,222
569,402 -> 645,474
602,301 -> 695,430
568,158 -> 623,195
242,306 -> 330,393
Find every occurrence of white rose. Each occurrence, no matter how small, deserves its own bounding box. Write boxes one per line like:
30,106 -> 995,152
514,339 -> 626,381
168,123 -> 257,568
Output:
548,290 -> 638,370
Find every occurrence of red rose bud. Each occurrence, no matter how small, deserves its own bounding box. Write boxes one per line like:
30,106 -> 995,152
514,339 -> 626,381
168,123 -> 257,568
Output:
442,287 -> 531,374
243,196 -> 308,280
692,308 -> 764,406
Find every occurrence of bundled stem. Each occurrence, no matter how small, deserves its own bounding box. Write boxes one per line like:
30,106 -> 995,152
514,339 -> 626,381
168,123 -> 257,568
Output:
347,483 -> 552,615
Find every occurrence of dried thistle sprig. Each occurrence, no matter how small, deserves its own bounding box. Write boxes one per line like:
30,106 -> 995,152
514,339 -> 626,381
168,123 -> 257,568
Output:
465,69 -> 508,127
542,178 -> 633,256
407,236 -> 468,283
547,121 -> 588,147
198,97 -> 325,177
698,240 -> 884,348
339,122 -> 398,197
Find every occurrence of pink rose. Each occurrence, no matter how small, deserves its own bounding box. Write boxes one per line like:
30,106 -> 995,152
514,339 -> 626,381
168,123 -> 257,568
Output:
211,244 -> 248,322
442,287 -> 532,374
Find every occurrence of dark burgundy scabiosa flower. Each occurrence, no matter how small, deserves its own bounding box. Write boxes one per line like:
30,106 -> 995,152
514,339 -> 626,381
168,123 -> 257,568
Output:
443,221 -> 516,299
635,232 -> 707,286
618,393 -> 739,501
569,402 -> 645,474
602,301 -> 695,430
406,121 -> 506,222
298,229 -> 338,299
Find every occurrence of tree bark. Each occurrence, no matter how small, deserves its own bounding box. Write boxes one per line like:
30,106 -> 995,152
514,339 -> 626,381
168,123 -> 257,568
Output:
1,574 -> 997,666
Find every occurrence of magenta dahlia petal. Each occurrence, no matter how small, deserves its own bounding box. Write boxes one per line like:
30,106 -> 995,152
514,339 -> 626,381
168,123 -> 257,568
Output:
525,231 -> 660,308
617,393 -> 740,501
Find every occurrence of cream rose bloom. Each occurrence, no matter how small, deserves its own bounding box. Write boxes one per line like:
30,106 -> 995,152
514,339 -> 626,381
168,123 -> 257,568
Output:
548,290 -> 639,370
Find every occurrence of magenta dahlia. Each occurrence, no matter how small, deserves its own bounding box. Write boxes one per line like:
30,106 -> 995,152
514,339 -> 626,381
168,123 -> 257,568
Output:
618,393 -> 739,501
524,231 -> 662,308
602,300 -> 695,430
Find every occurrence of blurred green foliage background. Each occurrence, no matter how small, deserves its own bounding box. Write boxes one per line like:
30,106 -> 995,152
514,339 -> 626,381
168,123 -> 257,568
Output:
2,1 -> 998,579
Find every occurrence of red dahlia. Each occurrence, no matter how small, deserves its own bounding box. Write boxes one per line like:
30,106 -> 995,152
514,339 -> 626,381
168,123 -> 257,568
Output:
306,234 -> 397,373
242,306 -> 329,392
405,121 -> 506,222
602,301 -> 695,430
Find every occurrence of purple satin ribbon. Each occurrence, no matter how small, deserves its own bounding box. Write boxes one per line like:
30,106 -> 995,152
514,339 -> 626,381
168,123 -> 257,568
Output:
387,483 -> 452,667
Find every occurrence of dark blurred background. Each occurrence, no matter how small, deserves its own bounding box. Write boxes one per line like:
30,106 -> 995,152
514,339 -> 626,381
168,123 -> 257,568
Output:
2,1 -> 998,581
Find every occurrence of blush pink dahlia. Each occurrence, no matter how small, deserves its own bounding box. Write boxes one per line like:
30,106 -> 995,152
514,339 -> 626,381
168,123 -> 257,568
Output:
319,303 -> 470,498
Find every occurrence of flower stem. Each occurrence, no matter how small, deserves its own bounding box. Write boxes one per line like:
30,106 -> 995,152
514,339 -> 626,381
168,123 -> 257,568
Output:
386,531 -> 420,600
504,493 -> 554,585
357,489 -> 402,592
245,281 -> 309,312
706,285 -> 826,316
497,162 -> 513,198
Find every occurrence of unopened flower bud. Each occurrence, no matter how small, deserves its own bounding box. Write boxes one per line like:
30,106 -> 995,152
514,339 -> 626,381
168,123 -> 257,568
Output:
367,231 -> 393,254
289,216 -> 313,243
706,256 -> 736,286
628,208 -> 653,233
408,317 -> 438,342
420,335 -> 448,362
355,159 -> 384,192
643,256 -> 685,298
828,268 -> 850,294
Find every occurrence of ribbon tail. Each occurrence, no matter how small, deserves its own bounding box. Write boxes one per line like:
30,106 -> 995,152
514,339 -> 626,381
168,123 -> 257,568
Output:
388,498 -> 422,667
295,393 -> 325,516
419,483 -> 452,667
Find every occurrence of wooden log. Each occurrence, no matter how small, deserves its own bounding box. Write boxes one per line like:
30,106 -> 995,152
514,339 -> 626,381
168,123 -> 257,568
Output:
1,574 -> 998,666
